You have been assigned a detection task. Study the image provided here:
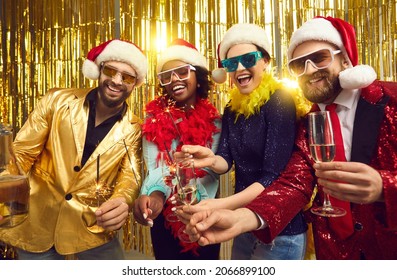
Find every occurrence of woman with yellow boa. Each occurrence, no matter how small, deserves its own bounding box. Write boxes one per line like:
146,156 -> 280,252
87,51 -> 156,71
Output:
175,23 -> 311,260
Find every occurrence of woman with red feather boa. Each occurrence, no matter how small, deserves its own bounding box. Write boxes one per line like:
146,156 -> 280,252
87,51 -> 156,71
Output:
132,39 -> 222,259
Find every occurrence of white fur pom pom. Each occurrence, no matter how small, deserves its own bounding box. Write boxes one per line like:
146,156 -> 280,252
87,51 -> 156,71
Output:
339,65 -> 377,90
212,68 -> 227,84
82,60 -> 100,80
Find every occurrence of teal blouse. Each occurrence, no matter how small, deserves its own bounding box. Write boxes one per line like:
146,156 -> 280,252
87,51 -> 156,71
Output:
140,119 -> 221,201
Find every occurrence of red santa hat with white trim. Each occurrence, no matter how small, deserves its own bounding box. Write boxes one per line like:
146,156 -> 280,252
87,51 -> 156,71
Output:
82,39 -> 148,86
156,38 -> 207,73
212,23 -> 272,84
287,16 -> 377,90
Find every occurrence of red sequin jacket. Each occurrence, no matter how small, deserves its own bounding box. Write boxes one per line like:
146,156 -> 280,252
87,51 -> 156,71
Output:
246,80 -> 397,259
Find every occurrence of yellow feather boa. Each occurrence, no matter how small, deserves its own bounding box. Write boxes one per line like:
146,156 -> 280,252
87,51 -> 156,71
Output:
227,73 -> 311,122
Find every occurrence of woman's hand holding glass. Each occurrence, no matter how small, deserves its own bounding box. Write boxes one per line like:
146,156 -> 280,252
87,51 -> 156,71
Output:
173,145 -> 215,169
174,198 -> 219,224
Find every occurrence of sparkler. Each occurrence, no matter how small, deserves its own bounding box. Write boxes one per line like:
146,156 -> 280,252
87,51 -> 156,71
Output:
96,154 -> 100,183
164,107 -> 182,140
160,97 -> 182,140
96,154 -> 100,207
122,139 -> 139,187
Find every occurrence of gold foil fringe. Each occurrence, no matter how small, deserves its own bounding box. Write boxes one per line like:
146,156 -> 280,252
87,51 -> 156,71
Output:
0,0 -> 396,259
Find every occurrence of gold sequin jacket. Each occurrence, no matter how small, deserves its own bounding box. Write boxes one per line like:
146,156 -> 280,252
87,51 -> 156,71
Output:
0,88 -> 142,254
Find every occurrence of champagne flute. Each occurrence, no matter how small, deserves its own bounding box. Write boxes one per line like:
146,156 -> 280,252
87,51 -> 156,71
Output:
175,162 -> 197,243
308,111 -> 346,217
159,151 -> 179,222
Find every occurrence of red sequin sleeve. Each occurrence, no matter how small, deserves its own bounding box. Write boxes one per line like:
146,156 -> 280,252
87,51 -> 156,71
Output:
374,86 -> 397,230
380,170 -> 397,230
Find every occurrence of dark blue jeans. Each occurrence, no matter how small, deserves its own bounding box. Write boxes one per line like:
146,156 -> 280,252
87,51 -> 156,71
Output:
231,231 -> 306,260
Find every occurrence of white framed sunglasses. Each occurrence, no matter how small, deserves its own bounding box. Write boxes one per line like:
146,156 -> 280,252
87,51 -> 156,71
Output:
288,48 -> 342,77
157,64 -> 196,86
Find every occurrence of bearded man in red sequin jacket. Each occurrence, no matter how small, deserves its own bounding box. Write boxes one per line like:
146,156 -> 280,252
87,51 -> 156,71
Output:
246,79 -> 397,260
181,17 -> 397,260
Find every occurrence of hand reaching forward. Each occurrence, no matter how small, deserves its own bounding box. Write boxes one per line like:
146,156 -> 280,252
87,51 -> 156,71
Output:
174,198 -> 219,224
95,197 -> 129,231
173,145 -> 215,169
314,161 -> 383,204
184,208 -> 260,246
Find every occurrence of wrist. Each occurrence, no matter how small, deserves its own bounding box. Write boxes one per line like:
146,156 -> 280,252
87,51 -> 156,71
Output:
217,197 -> 233,209
150,191 -> 166,205
234,208 -> 261,233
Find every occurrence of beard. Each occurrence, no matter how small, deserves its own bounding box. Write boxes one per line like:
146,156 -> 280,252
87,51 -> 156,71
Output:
98,79 -> 132,108
298,70 -> 342,104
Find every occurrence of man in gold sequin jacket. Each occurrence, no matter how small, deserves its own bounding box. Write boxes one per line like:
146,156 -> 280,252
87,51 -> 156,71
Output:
0,39 -> 146,259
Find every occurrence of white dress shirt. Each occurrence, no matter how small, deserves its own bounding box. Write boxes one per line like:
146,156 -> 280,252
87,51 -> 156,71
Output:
318,88 -> 360,161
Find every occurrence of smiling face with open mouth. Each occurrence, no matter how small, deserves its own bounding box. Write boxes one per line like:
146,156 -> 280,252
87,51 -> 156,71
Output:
98,61 -> 137,108
225,43 -> 268,95
160,60 -> 198,108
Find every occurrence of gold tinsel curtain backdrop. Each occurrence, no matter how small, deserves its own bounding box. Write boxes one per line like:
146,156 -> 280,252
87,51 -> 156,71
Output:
1,0 -> 396,259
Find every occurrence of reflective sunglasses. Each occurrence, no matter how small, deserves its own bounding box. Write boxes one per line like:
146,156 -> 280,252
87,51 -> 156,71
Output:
157,64 -> 196,86
221,51 -> 263,72
288,48 -> 342,77
101,64 -> 137,85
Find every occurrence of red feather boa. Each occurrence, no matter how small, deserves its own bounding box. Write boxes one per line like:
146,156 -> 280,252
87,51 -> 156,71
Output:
142,96 -> 221,255
143,96 -> 220,151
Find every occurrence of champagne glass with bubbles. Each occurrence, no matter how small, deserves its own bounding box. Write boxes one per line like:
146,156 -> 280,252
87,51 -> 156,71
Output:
175,162 -> 197,242
159,151 -> 179,222
308,111 -> 346,217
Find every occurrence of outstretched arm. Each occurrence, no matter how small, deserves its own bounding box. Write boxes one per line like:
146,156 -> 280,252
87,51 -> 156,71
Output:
175,182 -> 265,221
175,145 -> 229,174
185,208 -> 261,246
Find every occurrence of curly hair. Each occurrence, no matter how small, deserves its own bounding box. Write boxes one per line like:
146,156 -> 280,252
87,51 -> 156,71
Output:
194,66 -> 212,99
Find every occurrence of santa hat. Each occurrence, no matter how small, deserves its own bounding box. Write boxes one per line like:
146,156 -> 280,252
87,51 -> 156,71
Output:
287,16 -> 377,90
82,39 -> 147,86
212,23 -> 272,84
156,38 -> 207,73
